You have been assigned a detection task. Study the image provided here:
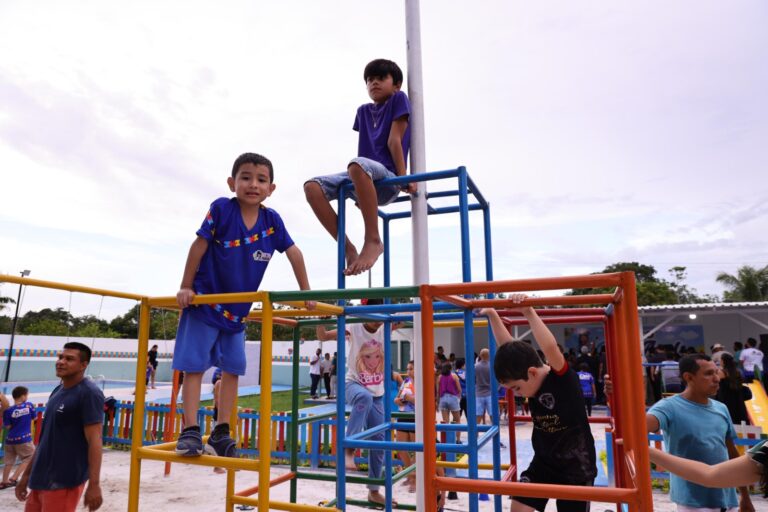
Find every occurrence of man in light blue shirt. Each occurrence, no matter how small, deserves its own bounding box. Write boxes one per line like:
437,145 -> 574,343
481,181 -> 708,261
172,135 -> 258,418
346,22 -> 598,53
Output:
647,354 -> 752,512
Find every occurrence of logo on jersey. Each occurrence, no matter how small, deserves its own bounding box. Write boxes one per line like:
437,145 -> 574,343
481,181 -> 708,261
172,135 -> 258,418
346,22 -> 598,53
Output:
253,250 -> 272,262
538,392 -> 555,410
57,403 -> 65,413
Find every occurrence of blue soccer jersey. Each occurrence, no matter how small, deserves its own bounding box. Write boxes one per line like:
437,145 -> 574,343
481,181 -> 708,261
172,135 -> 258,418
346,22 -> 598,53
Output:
189,197 -> 294,332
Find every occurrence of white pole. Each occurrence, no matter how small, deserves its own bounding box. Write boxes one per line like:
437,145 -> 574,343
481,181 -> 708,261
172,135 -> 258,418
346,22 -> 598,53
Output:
405,1 -> 429,511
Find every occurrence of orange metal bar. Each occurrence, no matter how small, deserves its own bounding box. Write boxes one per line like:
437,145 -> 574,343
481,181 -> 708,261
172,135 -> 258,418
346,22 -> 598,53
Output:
419,288 -> 438,512
618,272 -> 653,511
235,472 -> 296,497
498,308 -> 606,316
435,476 -> 639,504
434,295 -> 472,308
428,272 -> 624,296
502,315 -> 606,326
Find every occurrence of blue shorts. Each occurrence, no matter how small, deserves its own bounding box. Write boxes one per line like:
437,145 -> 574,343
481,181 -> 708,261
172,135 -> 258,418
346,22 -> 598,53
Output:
307,157 -> 400,206
476,395 -> 493,416
438,394 -> 460,412
172,311 -> 246,376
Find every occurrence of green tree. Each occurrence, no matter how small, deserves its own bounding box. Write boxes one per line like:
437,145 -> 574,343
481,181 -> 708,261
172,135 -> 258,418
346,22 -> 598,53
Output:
567,262 -> 714,306
109,305 -> 179,339
716,265 -> 768,302
18,308 -> 73,335
0,315 -> 14,334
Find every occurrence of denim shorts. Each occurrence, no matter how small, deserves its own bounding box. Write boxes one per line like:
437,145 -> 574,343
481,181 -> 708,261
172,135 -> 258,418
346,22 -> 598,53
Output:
307,157 -> 400,206
438,394 -> 460,412
476,395 -> 493,416
172,311 -> 246,376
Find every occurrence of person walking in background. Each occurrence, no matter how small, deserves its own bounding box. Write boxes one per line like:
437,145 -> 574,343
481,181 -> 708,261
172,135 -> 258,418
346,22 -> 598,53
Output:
15,342 -> 104,512
577,363 -> 596,416
309,348 -> 322,399
715,353 -> 752,425
474,349 -> 492,425
436,362 -> 462,443
0,387 -> 35,490
330,352 -> 338,399
321,353 -> 333,399
739,337 -> 763,382
147,344 -> 159,389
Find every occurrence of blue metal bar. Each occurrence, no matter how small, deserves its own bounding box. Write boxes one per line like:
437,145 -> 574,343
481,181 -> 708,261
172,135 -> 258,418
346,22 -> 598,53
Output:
383,320 -> 393,512
384,218 -> 391,288
458,166 -> 472,283
467,174 -> 489,208
337,186 -> 347,292
483,206 -> 494,283
487,327 -> 503,512
384,203 -> 483,221
464,308 -> 479,512
389,188 -> 462,204
336,313 -> 347,511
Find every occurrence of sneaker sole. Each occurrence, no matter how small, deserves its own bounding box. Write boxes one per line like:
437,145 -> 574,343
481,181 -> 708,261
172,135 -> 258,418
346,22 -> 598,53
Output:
205,442 -> 236,458
175,446 -> 204,456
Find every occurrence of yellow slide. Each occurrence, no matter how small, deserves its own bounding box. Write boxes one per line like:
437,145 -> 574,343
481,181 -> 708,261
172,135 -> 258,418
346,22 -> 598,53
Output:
746,381 -> 768,431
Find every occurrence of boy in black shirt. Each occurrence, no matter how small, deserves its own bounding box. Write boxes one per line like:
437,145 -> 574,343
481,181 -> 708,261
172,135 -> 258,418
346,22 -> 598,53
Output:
480,294 -> 596,512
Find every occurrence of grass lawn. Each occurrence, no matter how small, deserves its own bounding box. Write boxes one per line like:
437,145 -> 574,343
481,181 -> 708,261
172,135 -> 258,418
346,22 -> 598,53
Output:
200,389 -> 319,413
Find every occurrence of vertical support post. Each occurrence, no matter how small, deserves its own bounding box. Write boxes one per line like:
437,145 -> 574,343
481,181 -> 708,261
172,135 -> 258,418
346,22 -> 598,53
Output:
419,287 -> 437,512
483,205 -> 493,282
458,166 -> 471,283
257,297 -> 274,511
336,312 -> 348,511
383,217 -> 391,288
290,325 -> 301,503
384,320 -> 393,512
619,272 -> 652,510
487,326 -> 502,512
405,3 -> 429,510
127,298 -> 151,512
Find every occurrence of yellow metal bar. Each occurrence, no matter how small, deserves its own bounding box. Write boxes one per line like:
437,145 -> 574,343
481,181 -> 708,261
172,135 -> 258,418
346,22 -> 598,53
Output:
250,309 -> 333,319
231,496 -> 340,512
127,299 -> 151,511
148,290 -> 268,308
436,459 -> 510,470
136,447 -> 261,471
275,300 -> 344,315
0,274 -> 143,300
257,300 -> 275,511
433,319 -> 489,328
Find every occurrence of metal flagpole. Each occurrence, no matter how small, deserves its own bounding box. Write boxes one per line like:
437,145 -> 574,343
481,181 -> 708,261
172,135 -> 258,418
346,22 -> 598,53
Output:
404,1 -> 429,511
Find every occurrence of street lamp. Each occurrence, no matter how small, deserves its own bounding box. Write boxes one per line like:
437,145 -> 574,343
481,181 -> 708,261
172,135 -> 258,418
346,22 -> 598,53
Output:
4,269 -> 31,382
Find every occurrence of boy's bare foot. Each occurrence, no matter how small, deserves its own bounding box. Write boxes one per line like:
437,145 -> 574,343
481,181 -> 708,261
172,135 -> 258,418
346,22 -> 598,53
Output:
344,449 -> 357,471
368,491 -> 395,506
344,244 -> 359,273
344,241 -> 383,275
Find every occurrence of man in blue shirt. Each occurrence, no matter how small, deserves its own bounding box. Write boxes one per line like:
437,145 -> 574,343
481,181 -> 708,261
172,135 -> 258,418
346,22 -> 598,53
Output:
0,386 -> 35,489
647,354 -> 752,511
16,342 -> 104,512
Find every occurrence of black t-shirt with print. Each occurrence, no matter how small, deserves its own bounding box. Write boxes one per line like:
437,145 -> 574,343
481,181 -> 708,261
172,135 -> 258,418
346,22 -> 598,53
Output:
528,362 -> 597,484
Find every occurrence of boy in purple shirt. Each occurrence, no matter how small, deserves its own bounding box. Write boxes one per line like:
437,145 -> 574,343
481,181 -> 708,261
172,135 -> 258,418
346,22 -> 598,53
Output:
174,152 -> 313,458
304,59 -> 415,276
0,387 -> 35,489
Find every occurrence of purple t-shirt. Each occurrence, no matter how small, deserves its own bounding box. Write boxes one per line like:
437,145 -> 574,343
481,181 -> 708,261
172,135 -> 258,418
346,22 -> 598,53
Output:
189,198 -> 295,333
353,90 -> 411,173
3,401 -> 35,444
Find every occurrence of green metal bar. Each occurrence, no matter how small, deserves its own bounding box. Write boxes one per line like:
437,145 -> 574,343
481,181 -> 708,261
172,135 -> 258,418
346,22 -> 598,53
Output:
345,498 -> 416,511
269,286 -> 419,302
290,325 -> 301,504
296,410 -> 340,426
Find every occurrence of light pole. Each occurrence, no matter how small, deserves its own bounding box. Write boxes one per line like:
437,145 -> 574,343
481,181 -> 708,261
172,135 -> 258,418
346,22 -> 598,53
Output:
4,269 -> 31,382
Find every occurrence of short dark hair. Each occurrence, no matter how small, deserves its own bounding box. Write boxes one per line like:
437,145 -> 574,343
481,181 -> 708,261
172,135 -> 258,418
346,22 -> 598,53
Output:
231,152 -> 274,182
747,337 -> 758,348
578,363 -> 590,372
679,354 -> 710,379
12,386 -> 28,400
455,358 -> 465,370
63,341 -> 92,363
364,59 -> 404,87
494,341 -> 543,382
440,362 -> 453,376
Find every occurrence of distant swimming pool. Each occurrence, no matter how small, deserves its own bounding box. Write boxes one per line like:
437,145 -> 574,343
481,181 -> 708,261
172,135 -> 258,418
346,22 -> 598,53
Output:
0,379 -> 135,396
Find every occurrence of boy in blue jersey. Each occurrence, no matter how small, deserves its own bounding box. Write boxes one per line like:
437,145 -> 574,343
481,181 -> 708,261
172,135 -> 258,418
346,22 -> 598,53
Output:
0,387 -> 35,489
304,58 -> 416,276
174,152 -> 313,457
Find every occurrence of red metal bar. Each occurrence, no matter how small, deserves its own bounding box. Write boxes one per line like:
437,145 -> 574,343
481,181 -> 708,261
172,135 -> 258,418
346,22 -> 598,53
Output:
235,471 -> 296,497
435,295 -> 472,308
499,308 -> 607,317
502,315 -> 606,326
471,295 -> 615,308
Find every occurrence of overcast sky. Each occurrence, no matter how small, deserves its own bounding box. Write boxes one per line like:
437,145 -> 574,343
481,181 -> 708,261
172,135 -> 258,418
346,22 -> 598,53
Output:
1,1 -> 766,320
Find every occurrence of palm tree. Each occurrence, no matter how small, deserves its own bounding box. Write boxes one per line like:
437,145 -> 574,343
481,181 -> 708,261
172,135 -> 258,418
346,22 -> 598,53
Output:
716,265 -> 768,302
